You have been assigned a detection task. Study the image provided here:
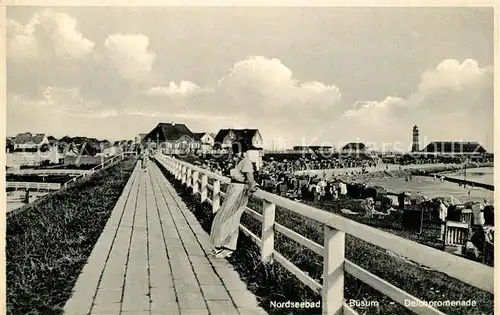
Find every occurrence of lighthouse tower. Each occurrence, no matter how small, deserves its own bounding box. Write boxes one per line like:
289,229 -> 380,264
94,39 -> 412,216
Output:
411,125 -> 419,152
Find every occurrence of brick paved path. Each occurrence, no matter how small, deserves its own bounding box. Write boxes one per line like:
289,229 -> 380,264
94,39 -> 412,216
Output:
64,161 -> 268,315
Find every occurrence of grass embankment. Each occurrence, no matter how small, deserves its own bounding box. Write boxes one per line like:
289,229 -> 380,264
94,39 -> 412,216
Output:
6,158 -> 137,315
155,161 -> 493,315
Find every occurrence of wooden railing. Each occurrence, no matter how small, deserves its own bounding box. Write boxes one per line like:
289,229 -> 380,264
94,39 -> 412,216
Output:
6,182 -> 61,191
63,152 -> 126,188
155,154 -> 494,315
6,169 -> 92,176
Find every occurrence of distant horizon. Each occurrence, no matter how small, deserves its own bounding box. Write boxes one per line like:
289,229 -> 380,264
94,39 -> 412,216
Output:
6,127 -> 493,153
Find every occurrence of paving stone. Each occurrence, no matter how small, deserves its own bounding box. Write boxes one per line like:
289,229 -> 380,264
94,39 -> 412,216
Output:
200,284 -> 231,300
122,293 -> 150,312
94,288 -> 122,304
177,292 -> 206,309
90,302 -> 121,315
238,308 -> 269,315
174,278 -> 201,293
206,300 -> 238,315
63,298 -> 93,315
151,286 -> 176,301
229,290 -> 260,308
196,271 -> 222,285
180,308 -> 210,315
189,256 -> 211,265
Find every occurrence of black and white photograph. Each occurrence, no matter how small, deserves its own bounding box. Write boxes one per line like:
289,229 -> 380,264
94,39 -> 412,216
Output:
2,4 -> 496,315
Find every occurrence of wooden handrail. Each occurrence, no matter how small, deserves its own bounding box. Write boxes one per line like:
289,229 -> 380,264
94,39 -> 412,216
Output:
64,152 -> 126,188
155,154 -> 494,315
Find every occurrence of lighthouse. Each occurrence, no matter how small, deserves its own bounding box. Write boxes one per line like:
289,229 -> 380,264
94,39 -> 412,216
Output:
411,125 -> 419,152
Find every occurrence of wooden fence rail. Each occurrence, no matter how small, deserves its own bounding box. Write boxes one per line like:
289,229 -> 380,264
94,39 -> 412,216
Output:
63,152 -> 126,188
6,182 -> 61,191
6,169 -> 92,176
155,154 -> 493,315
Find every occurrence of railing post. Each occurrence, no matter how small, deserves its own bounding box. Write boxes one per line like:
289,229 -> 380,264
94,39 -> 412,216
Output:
174,162 -> 178,179
186,168 -> 192,188
192,170 -> 199,195
212,180 -> 220,213
176,163 -> 182,180
181,165 -> 187,185
200,174 -> 208,203
261,200 -> 276,263
322,225 -> 345,315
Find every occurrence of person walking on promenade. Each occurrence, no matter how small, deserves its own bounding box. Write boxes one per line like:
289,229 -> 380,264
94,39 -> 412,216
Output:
142,150 -> 149,171
209,140 -> 258,259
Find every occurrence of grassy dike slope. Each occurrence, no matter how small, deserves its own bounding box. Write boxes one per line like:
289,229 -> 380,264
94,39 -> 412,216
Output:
6,158 -> 137,315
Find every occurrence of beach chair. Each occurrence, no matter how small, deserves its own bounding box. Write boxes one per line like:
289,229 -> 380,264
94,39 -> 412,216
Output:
482,241 -> 494,266
402,206 -> 424,234
443,221 -> 469,255
460,209 -> 473,226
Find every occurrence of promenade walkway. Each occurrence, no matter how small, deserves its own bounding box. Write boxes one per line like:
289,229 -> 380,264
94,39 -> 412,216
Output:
63,161 -> 268,315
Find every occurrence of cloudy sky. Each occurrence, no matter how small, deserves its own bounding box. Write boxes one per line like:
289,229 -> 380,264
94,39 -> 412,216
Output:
6,7 -> 493,150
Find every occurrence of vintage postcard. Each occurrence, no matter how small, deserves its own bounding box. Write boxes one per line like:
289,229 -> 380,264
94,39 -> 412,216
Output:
1,3 -> 497,315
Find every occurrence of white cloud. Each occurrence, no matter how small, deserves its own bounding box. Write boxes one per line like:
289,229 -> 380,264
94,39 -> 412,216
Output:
217,56 -> 341,110
418,59 -> 491,93
143,81 -> 211,97
102,34 -> 156,82
7,10 -> 95,63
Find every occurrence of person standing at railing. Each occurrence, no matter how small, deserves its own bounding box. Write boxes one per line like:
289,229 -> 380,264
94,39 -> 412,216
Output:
142,151 -> 149,171
209,140 -> 258,259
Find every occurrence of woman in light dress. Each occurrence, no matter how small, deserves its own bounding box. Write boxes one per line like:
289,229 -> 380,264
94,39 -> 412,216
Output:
209,140 -> 258,259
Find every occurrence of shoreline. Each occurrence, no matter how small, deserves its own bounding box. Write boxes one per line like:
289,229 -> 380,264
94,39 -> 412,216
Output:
296,162 -> 493,184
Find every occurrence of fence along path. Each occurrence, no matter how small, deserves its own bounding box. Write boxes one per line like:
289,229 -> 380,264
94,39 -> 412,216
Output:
156,154 -> 494,315
64,160 -> 268,315
6,169 -> 91,176
63,153 -> 126,188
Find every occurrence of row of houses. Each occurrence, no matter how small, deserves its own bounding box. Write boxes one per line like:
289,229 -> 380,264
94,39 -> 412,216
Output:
138,122 -> 263,152
6,124 -> 265,168
292,141 -> 489,156
6,133 -> 138,168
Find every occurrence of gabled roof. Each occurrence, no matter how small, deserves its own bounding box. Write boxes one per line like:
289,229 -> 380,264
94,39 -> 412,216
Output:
193,132 -> 206,141
341,142 -> 366,150
14,132 -> 32,144
422,141 -> 486,154
143,123 -> 196,142
214,129 -> 259,144
32,134 -> 46,144
193,132 -> 214,141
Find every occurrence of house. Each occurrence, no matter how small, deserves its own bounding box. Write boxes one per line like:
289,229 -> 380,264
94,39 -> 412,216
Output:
13,132 -> 49,150
213,128 -> 264,170
142,122 -> 201,152
135,133 -> 148,144
7,133 -> 60,167
421,141 -> 487,155
341,142 -> 366,154
100,141 -> 123,157
213,129 -> 263,150
193,132 -> 215,151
